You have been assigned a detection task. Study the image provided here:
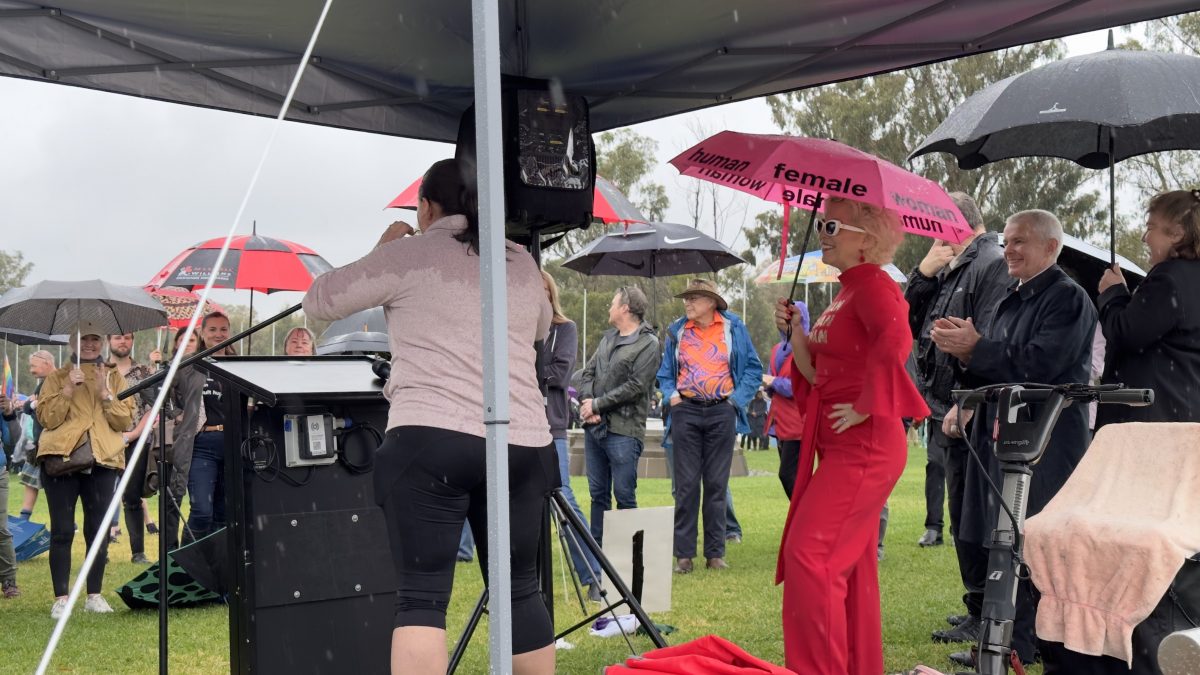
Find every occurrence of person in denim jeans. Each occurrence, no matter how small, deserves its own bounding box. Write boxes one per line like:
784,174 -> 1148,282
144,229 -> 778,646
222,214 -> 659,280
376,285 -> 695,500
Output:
574,286 -> 661,549
538,271 -> 603,601
185,311 -> 236,545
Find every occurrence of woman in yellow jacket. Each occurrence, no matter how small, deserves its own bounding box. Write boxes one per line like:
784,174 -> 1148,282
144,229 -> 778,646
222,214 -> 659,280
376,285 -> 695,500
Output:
36,322 -> 133,619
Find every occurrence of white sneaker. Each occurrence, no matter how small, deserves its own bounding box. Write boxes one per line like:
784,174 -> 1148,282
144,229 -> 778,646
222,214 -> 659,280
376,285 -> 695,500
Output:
50,597 -> 69,619
83,594 -> 113,614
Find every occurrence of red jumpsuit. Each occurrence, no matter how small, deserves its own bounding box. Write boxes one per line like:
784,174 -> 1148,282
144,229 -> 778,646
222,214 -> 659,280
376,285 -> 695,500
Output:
775,264 -> 929,674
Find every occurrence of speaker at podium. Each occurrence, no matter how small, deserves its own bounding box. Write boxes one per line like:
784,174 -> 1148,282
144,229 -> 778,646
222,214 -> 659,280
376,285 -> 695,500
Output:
198,355 -> 396,675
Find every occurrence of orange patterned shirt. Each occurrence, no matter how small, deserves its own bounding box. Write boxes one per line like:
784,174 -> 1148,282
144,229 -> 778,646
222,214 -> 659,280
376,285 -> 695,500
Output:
676,312 -> 734,401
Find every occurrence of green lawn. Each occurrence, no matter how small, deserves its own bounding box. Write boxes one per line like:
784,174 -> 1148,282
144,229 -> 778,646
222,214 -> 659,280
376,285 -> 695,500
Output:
5,446 -> 1042,674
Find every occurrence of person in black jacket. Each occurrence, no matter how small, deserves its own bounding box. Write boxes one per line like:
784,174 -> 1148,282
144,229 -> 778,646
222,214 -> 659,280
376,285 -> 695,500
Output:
904,191 -> 1010,644
537,271 -> 603,601
1096,189 -> 1200,427
932,209 -> 1097,668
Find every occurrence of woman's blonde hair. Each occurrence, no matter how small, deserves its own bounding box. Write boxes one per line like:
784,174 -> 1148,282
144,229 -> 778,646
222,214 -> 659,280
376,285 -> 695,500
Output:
827,196 -> 905,265
1147,189 -> 1200,261
540,270 -> 570,325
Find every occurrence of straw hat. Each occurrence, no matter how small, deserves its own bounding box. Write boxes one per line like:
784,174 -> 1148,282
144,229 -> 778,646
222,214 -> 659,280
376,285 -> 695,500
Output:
674,278 -> 728,311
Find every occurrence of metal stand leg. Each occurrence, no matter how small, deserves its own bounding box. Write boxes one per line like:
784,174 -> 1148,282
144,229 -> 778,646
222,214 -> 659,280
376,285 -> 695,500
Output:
158,404 -> 169,675
447,489 -> 668,674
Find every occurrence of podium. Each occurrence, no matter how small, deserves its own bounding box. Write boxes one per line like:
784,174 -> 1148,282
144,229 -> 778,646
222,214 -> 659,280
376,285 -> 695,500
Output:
199,356 -> 396,675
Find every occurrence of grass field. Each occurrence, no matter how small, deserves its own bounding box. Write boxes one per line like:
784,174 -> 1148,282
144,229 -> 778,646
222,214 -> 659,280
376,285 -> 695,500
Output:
5,445 -> 1043,674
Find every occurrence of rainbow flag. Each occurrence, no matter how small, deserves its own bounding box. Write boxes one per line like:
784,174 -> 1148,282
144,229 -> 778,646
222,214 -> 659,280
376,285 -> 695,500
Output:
3,353 -> 13,399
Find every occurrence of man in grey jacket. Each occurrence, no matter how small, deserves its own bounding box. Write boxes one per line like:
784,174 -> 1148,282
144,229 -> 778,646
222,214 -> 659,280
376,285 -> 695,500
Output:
905,191 -> 1010,644
575,286 -> 662,547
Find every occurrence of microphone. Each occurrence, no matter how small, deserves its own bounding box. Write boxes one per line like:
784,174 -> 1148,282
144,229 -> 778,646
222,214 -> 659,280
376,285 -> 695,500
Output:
371,357 -> 391,382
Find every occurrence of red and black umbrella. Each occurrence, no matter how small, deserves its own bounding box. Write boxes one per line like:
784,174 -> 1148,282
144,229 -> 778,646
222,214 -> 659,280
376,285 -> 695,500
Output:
146,235 -> 332,294
386,174 -> 647,225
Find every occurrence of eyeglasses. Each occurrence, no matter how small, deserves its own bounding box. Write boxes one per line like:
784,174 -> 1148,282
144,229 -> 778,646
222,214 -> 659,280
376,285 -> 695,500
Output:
816,217 -> 867,237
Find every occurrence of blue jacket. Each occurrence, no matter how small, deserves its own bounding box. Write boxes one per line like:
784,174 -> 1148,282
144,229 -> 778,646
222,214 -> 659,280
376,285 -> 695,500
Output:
657,309 -> 763,448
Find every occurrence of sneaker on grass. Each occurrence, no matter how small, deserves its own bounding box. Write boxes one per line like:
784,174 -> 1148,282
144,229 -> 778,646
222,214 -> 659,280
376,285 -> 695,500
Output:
50,597 -> 69,619
84,594 -> 114,614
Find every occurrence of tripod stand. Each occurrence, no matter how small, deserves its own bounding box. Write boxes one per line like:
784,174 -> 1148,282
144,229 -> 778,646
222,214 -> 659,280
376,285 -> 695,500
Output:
448,488 -> 668,673
946,383 -> 1153,675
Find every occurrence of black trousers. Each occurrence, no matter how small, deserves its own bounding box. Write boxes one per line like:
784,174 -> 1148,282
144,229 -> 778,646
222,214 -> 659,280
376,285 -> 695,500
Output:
924,422 -> 946,533
122,444 -> 149,556
670,400 -> 736,560
373,426 -> 559,655
44,466 -> 119,596
941,423 -> 987,617
777,439 -> 801,499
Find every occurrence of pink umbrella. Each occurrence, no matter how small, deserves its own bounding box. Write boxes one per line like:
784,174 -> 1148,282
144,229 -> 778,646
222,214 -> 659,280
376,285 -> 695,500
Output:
670,132 -> 972,279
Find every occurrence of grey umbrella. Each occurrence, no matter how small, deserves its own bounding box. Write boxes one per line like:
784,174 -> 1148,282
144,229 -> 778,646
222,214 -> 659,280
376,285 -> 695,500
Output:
910,44 -> 1200,262
1,328 -> 68,347
1058,232 -> 1147,303
320,308 -> 387,339
0,280 -> 168,337
316,331 -> 391,356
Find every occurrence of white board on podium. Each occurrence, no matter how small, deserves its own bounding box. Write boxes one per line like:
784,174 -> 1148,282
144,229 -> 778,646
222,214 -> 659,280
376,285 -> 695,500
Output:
600,506 -> 674,615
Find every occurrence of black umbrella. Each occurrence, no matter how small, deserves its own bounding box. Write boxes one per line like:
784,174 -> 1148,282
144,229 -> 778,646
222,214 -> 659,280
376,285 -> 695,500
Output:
561,222 -> 744,277
561,222 -> 745,328
910,44 -> 1200,262
1058,232 -> 1147,303
316,331 -> 390,356
0,280 -> 168,337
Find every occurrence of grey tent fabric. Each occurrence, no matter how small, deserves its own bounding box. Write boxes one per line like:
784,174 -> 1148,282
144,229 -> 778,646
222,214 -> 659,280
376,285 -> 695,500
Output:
0,279 -> 168,336
910,49 -> 1200,169
0,0 -> 1196,141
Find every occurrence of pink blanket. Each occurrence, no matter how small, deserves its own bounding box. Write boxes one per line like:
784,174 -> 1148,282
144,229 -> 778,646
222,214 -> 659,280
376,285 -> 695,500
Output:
1025,423 -> 1200,665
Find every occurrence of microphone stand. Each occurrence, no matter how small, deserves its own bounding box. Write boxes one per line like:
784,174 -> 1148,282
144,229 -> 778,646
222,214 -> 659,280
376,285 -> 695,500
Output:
119,303 -> 302,401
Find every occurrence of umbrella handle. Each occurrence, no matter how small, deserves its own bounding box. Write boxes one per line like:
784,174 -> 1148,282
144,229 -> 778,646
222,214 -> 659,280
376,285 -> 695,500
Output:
784,197 -> 822,341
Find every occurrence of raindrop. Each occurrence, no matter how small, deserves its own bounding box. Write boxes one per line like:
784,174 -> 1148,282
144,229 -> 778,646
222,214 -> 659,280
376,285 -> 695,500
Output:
732,9 -> 739,23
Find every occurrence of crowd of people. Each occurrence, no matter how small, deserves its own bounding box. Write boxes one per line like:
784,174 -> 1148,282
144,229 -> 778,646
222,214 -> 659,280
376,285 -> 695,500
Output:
0,315 -> 320,610
2,156 -> 1198,675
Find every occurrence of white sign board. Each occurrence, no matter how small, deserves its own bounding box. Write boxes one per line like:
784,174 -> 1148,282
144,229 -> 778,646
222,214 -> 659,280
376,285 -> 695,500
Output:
600,506 -> 674,615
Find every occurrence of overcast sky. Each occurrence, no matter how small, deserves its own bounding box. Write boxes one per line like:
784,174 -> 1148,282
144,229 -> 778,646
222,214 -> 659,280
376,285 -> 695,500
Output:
0,29 -> 1110,313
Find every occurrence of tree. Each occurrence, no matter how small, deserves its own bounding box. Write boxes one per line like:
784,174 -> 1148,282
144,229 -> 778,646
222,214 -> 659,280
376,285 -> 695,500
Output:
0,250 -> 32,294
1116,15 -> 1200,201
596,129 -> 671,222
751,41 -> 1114,276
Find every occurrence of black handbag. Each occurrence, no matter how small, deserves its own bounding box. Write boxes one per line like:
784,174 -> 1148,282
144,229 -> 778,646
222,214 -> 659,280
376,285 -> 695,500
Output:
41,433 -> 96,478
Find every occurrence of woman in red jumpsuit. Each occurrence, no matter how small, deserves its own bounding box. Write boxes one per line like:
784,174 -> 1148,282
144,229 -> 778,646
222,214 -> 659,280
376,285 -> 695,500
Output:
773,196 -> 929,674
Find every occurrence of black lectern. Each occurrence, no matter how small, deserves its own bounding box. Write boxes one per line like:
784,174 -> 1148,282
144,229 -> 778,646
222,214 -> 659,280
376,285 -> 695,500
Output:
199,356 -> 396,675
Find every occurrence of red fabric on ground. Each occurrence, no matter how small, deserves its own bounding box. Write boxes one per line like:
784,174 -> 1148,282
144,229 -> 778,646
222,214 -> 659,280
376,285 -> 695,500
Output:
605,635 -> 795,674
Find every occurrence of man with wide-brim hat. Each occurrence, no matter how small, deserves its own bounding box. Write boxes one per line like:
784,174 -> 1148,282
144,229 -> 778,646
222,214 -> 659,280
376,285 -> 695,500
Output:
657,278 -> 762,573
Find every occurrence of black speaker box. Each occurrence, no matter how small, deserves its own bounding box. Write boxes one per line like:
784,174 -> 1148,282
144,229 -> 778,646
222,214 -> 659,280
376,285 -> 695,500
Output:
455,76 -> 596,244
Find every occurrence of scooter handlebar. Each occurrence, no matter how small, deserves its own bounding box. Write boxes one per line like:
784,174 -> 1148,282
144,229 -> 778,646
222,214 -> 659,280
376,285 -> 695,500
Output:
951,385 -> 1154,408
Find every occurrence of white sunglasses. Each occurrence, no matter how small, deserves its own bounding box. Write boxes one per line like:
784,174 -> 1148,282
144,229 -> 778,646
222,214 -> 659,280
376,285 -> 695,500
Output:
816,217 -> 867,237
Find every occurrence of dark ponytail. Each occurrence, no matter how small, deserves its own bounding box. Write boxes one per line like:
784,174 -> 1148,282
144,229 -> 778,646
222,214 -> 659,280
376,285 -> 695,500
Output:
419,158 -> 480,255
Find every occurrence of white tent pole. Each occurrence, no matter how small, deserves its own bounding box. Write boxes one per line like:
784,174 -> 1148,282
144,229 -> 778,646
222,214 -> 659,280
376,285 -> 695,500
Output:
471,0 -> 513,671
582,288 -> 587,358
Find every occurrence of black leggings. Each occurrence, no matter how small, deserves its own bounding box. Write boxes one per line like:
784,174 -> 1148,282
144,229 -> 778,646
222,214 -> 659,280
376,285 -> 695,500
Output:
44,466 -> 119,596
373,426 -> 559,655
